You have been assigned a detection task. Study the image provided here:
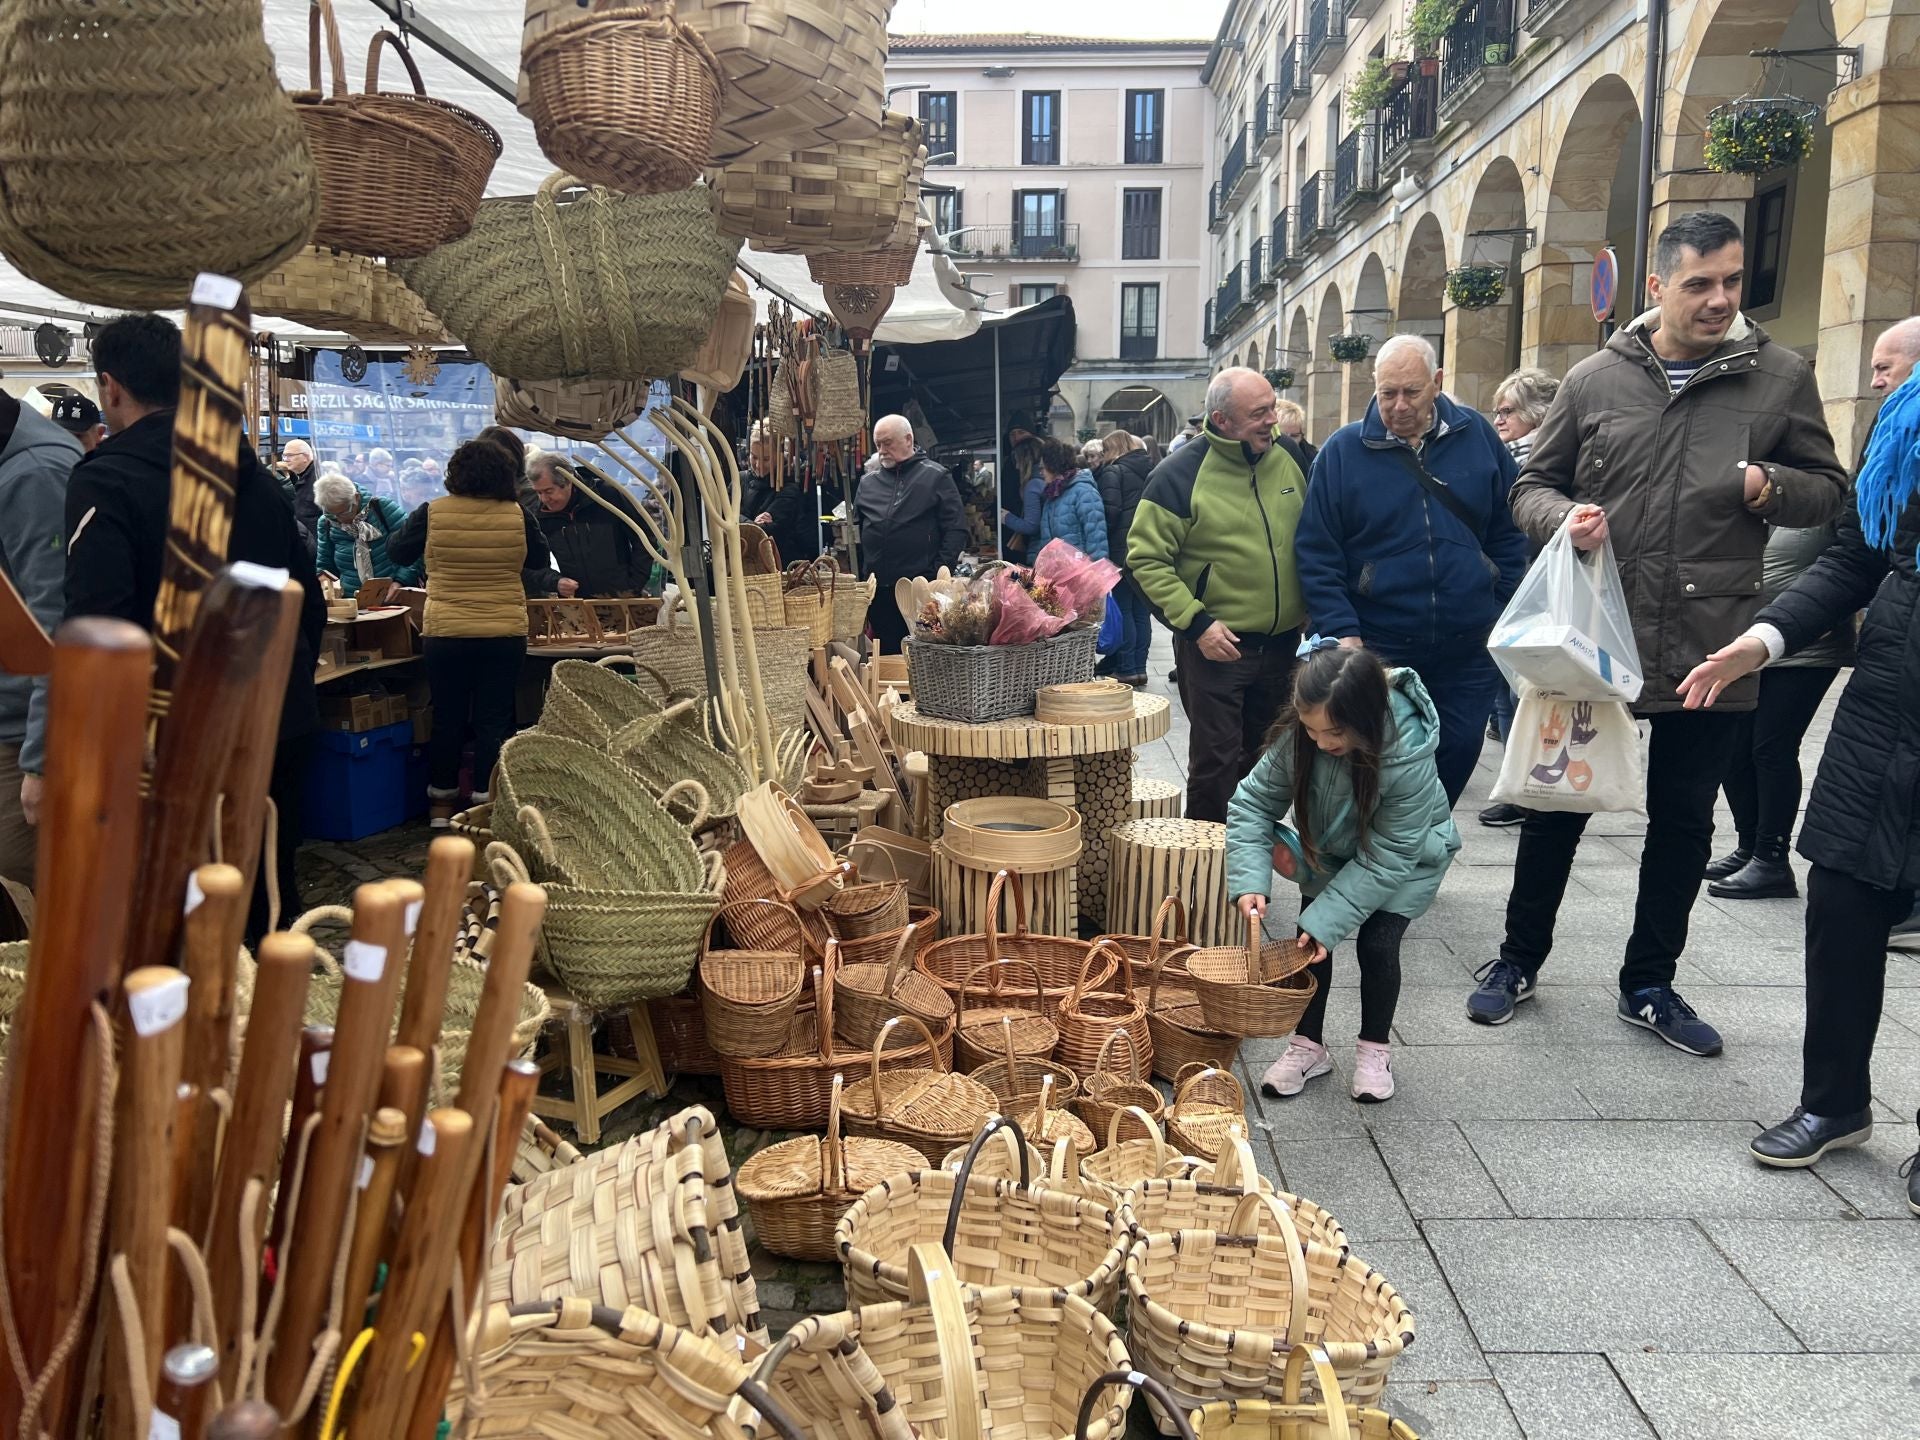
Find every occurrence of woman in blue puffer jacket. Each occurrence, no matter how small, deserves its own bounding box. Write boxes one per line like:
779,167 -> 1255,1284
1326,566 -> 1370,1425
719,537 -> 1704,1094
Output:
1033,436 -> 1108,561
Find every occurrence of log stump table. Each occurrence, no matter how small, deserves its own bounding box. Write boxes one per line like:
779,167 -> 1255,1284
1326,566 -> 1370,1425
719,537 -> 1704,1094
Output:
1130,777 -> 1182,821
887,694 -> 1171,931
1108,817 -> 1233,949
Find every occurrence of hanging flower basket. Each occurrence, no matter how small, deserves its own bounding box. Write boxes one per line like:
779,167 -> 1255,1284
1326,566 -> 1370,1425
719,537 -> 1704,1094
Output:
1704,97 -> 1818,175
1265,366 -> 1296,392
1329,333 -> 1372,364
1446,264 -> 1506,309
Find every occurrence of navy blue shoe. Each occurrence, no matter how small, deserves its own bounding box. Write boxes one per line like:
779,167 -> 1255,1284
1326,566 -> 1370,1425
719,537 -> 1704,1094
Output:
1467,959 -> 1535,1025
1618,986 -> 1722,1056
1751,1106 -> 1873,1168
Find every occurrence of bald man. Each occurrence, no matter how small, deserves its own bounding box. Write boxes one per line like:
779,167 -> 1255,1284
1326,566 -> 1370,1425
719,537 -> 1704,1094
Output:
856,415 -> 968,652
274,437 -> 321,539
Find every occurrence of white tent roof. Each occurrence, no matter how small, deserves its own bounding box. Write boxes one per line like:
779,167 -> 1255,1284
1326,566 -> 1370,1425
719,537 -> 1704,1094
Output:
0,0 -> 983,345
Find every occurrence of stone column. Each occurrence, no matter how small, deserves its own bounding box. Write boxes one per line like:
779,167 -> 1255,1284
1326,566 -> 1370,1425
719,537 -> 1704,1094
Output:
1444,299 -> 1513,412
1524,244 -> 1608,380
1307,358 -> 1343,445
1342,353 -> 1376,426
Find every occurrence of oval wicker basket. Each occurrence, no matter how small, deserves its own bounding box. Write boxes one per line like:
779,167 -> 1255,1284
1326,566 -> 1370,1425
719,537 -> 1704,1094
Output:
538,657 -> 673,749
696,899 -> 806,1059
1075,1028 -> 1163,1139
953,957 -> 1058,1070
1054,939 -> 1154,1080
821,879 -> 909,940
838,1015 -> 999,1166
1186,912 -> 1317,1039
711,114 -> 925,253
917,870 -> 1111,1024
832,920 -> 954,1051
495,375 -> 649,443
1015,1072 -> 1097,1159
1165,1064 -> 1251,1163
1120,1134 -> 1347,1254
966,1015 -> 1080,1117
1145,960 -> 1241,1084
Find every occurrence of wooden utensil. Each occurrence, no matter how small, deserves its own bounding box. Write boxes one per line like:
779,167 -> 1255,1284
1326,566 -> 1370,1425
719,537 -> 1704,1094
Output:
207,934 -> 314,1398
265,883 -> 409,1422
340,1106 -> 408,1332
155,1343 -> 218,1440
0,617 -> 151,1439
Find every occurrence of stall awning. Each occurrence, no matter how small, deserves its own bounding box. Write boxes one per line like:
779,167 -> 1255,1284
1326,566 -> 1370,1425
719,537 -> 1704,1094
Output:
869,295 -> 1076,452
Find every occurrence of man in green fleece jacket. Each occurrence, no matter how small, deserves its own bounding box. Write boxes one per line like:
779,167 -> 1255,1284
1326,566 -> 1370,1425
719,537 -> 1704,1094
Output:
1129,367 -> 1311,821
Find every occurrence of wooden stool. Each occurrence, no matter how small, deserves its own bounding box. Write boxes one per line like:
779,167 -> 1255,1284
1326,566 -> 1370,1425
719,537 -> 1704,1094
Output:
1130,777 -> 1182,820
932,839 -> 1079,937
529,986 -> 669,1145
1108,817 -> 1232,948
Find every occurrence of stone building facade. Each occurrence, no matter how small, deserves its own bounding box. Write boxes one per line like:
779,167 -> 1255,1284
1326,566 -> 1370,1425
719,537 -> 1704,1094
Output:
1200,0 -> 1908,465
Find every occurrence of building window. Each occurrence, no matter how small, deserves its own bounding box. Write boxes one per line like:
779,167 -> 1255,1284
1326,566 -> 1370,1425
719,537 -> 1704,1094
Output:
1014,283 -> 1059,306
918,91 -> 957,165
1121,283 -> 1160,361
1014,189 -> 1065,256
1122,188 -> 1162,259
1023,90 -> 1062,164
1745,179 -> 1790,315
930,190 -> 963,241
1125,89 -> 1164,164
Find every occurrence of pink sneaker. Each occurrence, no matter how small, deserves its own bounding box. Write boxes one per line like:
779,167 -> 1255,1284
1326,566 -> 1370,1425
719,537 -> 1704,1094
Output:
1352,1040 -> 1394,1103
1260,1036 -> 1332,1097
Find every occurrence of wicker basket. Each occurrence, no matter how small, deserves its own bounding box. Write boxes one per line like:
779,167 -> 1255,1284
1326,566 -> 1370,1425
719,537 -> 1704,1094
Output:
630,604 -> 813,741
610,700 -> 753,825
839,1014 -> 999,1166
835,904 -> 939,964
652,985 -> 723,1076
1120,1134 -> 1346,1253
251,246 -> 377,331
719,839 -> 835,958
522,0 -> 725,196
953,958 -> 1058,1071
919,871 -> 1111,1026
906,626 -> 1100,724
1188,1349 -> 1423,1439
1055,939 -> 1153,1079
495,375 -> 649,442
780,560 -> 835,646
1077,1105 -> 1179,1201
538,657 -> 672,749
0,0 -> 318,310
806,213 -> 925,287
823,880 -> 910,940
1076,1028 -> 1163,1139
712,115 -> 925,254
832,574 -> 877,646
965,1028 -> 1080,1118
350,28 -> 501,236
697,899 -> 805,1059
488,1104 -> 766,1343
1165,1065 -> 1251,1163
836,1120 -> 1125,1310
360,261 -> 454,343
832,920 -> 953,1050
1096,895 -> 1199,984
1125,1191 -> 1415,1414
1187,913 -> 1317,1039
682,271 -> 755,393
1016,1071 -> 1097,1158
1143,912 -> 1240,1082
736,1074 -> 924,1264
739,782 -> 843,908
393,174 -> 740,382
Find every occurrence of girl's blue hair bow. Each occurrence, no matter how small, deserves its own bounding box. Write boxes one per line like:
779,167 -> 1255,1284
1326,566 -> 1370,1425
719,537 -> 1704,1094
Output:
1296,633 -> 1340,658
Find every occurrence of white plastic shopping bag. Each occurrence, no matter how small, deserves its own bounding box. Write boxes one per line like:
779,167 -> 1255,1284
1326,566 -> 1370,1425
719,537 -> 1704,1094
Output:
1491,684 -> 1646,813
1488,512 -> 1643,702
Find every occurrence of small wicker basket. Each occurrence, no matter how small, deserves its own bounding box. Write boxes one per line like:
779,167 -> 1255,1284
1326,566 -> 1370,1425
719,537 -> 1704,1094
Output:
1186,912 -> 1317,1038
696,899 -> 805,1059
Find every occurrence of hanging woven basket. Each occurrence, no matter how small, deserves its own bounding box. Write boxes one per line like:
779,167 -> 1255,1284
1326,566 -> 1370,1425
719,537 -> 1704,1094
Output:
0,0 -> 318,308
495,375 -> 651,442
712,115 -> 927,254
807,214 -> 926,288
394,175 -> 740,382
522,0 -> 726,195
681,272 -> 756,394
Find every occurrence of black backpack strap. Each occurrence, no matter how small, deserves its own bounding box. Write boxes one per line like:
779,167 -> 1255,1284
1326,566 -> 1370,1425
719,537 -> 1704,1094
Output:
1386,442 -> 1484,540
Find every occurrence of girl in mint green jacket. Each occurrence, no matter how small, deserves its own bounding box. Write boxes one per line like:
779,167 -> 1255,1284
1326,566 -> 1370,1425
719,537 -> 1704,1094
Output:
1226,641 -> 1460,1103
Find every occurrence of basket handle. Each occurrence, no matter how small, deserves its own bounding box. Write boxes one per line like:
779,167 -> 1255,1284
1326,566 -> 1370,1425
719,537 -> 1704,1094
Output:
660,778 -> 712,834
1172,1064 -> 1244,1114
364,28 -> 429,97
813,952 -> 836,1061
954,955 -> 1045,1031
904,1244 -> 983,1440
307,0 -> 349,99
1075,1370 -> 1196,1440
1228,1189 -> 1311,1347
823,1072 -> 846,1194
702,847 -> 727,894
869,1015 -> 945,1125
1092,1027 -> 1140,1084
1279,1345 -> 1353,1438
595,654 -> 677,706
998,1016 -> 1018,1075
943,1116 -> 1028,1251
287,904 -> 350,978
1105,1103 -> 1168,1173
702,897 -> 805,958
879,921 -> 919,994
1149,894 -> 1189,965
983,869 -> 1031,965
1245,908 -> 1265,979
1045,1133 -> 1079,1188
1212,1131 -> 1264,1197
1070,938 -> 1135,1010
514,803 -> 561,869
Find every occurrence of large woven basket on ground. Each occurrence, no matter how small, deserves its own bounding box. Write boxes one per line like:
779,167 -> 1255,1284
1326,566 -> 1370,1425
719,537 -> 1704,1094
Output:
832,921 -> 953,1050
755,1242 -> 1135,1440
839,1015 -> 999,1166
489,1104 -> 767,1343
712,114 -> 926,254
496,375 -> 650,442
919,871 -> 1111,1026
1188,1349 -> 1423,1439
0,0 -> 318,308
836,1121 -> 1125,1310
538,657 -> 674,750
1126,1191 -> 1415,1417
393,174 -> 740,382
1119,1133 -> 1347,1254
697,898 -> 805,1059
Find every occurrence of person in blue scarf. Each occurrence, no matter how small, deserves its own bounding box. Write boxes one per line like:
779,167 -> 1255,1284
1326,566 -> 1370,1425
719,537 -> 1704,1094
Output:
1680,371 -> 1920,1211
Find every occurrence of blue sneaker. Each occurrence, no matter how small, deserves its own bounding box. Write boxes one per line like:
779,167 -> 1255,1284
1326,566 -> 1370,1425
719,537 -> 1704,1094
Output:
1467,959 -> 1535,1025
1618,986 -> 1723,1056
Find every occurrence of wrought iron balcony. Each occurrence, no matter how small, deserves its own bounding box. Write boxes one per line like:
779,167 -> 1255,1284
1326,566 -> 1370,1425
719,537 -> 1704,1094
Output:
1521,0 -> 1605,40
1332,121 -> 1383,220
1204,298 -> 1218,347
946,224 -> 1082,262
1215,262 -> 1246,325
1299,171 -> 1335,250
1278,40 -> 1312,121
1208,182 -> 1227,235
1255,86 -> 1284,158
1307,0 -> 1346,75
1252,235 -> 1277,295
1222,125 -> 1255,208
1276,207 -> 1306,275
1440,0 -> 1518,125
1381,67 -> 1441,170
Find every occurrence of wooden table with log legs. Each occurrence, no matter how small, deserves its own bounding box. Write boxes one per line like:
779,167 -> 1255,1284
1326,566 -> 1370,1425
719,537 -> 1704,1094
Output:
886,694 -> 1171,931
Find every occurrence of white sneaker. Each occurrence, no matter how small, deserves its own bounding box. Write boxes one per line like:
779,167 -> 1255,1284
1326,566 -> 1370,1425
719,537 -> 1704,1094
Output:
1351,1040 -> 1394,1103
1261,1036 -> 1332,1097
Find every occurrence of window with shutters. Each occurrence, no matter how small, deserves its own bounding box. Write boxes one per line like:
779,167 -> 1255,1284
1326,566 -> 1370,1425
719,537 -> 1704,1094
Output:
1124,89 -> 1164,164
1121,283 -> 1160,361
919,91 -> 957,165
1122,189 -> 1162,260
1023,91 -> 1062,164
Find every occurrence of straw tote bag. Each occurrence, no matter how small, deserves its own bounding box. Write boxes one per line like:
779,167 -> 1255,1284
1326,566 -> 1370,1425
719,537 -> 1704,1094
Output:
0,0 -> 318,308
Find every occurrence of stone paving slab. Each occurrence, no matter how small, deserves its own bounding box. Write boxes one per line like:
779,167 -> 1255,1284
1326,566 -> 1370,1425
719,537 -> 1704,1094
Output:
1487,1354 -> 1659,1440
1606,1353 -> 1920,1440
1383,1380 -> 1527,1438
1368,1121 -> 1515,1220
1699,1219 -> 1920,1352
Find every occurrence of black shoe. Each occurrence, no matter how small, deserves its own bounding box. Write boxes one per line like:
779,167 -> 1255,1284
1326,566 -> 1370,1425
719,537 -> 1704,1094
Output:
1486,716 -> 1502,743
1751,1105 -> 1874,1168
1900,1111 -> 1919,1215
1704,846 -> 1752,882
1118,674 -> 1149,688
1478,803 -> 1529,828
1708,854 -> 1798,900
1167,667 -> 1180,687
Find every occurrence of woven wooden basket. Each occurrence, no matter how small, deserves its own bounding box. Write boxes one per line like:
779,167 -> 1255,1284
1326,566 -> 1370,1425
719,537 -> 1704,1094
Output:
712,114 -> 926,254
1016,1071 -> 1098,1158
348,27 -> 501,240
1165,1064 -> 1251,1163
839,1014 -> 999,1166
736,1074 -> 924,1264
360,261 -> 454,343
393,174 -> 740,382
522,0 -> 725,195
1077,1104 -> 1179,1201
823,879 -> 910,941
966,1015 -> 1079,1116
697,898 -> 805,1059
494,736 -> 708,893
1145,955 -> 1241,1084
1055,938 -> 1153,1079
1125,1191 -> 1415,1414
682,271 -> 755,393
806,213 -> 925,287
719,839 -> 834,958
1186,912 -> 1317,1039
779,560 -> 836,646
495,375 -> 649,442
1076,1028 -> 1163,1139
488,1105 -> 766,1343
918,870 -> 1110,1025
953,957 -> 1058,1071
836,1120 -> 1125,1310
0,0 -> 318,309
833,920 -> 954,1050
251,246 -> 376,331
1120,1134 -> 1347,1253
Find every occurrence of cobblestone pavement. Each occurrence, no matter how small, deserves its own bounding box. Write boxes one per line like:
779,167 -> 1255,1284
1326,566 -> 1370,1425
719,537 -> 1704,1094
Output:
296,632 -> 1920,1439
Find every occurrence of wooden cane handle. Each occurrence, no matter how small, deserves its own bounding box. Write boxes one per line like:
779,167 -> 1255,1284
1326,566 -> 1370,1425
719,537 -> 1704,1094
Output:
155,1342 -> 219,1440
396,837 -> 476,1057
208,1399 -> 281,1438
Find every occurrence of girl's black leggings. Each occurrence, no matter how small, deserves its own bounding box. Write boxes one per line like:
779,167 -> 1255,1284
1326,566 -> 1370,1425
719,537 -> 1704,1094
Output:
1294,910 -> 1410,1045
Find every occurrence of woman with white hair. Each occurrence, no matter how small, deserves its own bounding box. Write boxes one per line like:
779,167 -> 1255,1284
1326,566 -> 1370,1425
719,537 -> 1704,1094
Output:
314,473 -> 421,596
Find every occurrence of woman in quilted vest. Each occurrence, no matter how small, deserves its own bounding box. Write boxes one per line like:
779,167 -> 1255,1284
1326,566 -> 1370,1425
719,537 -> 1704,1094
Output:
387,436 -> 550,828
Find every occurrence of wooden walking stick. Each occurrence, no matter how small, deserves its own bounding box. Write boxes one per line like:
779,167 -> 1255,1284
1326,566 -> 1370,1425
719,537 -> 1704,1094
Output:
265,1027 -> 333,1278
265,883 -> 409,1423
102,965 -> 191,1440
155,1343 -> 219,1440
378,1044 -> 429,1212
207,935 -> 314,1399
0,617 -> 152,1439
214,580 -> 305,922
208,1399 -> 281,1439
340,1107 -> 408,1333
392,837 -> 473,1142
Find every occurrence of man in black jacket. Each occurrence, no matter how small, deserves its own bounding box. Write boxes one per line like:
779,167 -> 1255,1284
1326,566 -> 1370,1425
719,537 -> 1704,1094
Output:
525,454 -> 651,598
856,415 -> 968,653
64,313 -> 326,941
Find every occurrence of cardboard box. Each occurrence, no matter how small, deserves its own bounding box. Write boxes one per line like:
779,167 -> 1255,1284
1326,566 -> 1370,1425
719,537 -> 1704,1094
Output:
320,692 -> 382,733
1494,622 -> 1643,703
349,612 -> 415,661
317,633 -> 348,671
342,649 -> 380,668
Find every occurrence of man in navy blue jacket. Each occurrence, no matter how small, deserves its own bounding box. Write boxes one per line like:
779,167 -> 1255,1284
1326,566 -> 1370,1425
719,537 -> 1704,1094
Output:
1296,334 -> 1530,803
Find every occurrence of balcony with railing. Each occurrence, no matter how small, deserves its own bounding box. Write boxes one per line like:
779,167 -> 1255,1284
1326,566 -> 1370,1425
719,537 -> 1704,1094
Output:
946,224 -> 1082,262
1255,85 -> 1283,158
1279,40 -> 1312,121
1521,0 -> 1604,40
1222,125 -> 1255,208
1299,171 -> 1335,250
1440,0 -> 1518,124
1275,207 -> 1306,275
1208,182 -> 1227,235
1307,0 -> 1346,75
1215,263 -> 1247,326
1204,298 -> 1219,347
1381,67 -> 1441,170
1332,121 -> 1383,220
1251,235 -> 1276,295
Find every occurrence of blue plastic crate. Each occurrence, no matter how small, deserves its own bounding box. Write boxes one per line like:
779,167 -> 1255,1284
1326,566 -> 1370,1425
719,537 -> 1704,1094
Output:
305,721 -> 413,841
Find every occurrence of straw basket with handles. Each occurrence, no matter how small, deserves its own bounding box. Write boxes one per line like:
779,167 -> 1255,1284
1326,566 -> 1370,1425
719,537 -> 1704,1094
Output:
837,1014 -> 999,1166
1053,939 -> 1154,1079
1186,911 -> 1318,1038
1075,1029 -> 1163,1139
1068,1353 -> 1423,1440
832,920 -> 954,1050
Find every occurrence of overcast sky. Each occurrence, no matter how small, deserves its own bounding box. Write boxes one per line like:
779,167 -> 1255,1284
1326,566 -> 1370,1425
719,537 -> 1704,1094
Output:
889,0 -> 1227,41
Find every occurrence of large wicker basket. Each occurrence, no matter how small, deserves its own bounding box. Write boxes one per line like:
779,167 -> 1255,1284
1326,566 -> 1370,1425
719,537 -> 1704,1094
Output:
251,246 -> 375,331
538,657 -> 673,750
495,375 -> 650,442
906,626 -> 1099,723
838,1015 -> 999,1166
712,114 -> 925,254
917,871 -> 1111,1024
610,700 -> 753,825
493,734 -> 706,893
1186,912 -> 1317,1039
393,174 -> 740,382
1188,1348 -> 1423,1439
1118,1133 -> 1348,1254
